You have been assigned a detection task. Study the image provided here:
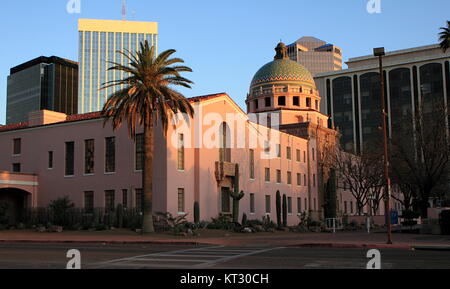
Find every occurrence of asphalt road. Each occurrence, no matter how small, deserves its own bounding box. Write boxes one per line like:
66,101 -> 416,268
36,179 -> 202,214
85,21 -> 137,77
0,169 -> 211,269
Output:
1,243 -> 450,269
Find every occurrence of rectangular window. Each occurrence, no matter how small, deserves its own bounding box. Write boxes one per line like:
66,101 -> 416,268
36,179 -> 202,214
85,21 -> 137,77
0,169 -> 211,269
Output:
249,149 -> 255,179
12,163 -> 21,173
48,151 -> 53,169
286,147 -> 291,160
178,188 -> 185,213
136,189 -> 143,212
122,189 -> 128,209
350,201 -> 354,214
304,174 -> 307,186
288,197 -> 292,214
293,96 -> 300,106
13,138 -> 21,155
304,151 -> 307,163
312,148 -> 315,161
265,195 -> 271,213
105,137 -> 116,173
221,187 -> 231,213
264,140 -> 270,155
297,198 -> 302,213
276,170 -> 282,184
276,144 -> 281,158
313,174 -> 316,187
306,97 -> 311,107
135,134 -> 144,171
265,97 -> 271,107
278,96 -> 286,106
265,168 -> 270,182
254,99 -> 259,109
177,134 -> 185,171
344,201 -> 348,214
84,139 -> 95,174
65,141 -> 75,176
105,190 -> 115,211
287,171 -> 292,185
84,191 -> 94,213
250,193 -> 255,213
297,173 -> 301,186
296,149 -> 300,162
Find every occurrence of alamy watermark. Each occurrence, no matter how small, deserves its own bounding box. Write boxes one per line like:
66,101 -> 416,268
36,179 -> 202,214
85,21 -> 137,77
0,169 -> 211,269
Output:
67,0 -> 81,14
367,0 -> 382,14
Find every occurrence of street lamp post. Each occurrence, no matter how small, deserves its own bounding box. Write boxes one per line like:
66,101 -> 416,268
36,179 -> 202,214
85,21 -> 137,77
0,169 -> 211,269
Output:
373,47 -> 393,244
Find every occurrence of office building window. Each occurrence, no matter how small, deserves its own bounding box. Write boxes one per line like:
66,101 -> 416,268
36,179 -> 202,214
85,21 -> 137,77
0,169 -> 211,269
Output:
293,96 -> 300,106
13,138 -> 21,155
48,151 -> 53,169
12,163 -> 21,173
122,189 -> 128,209
276,170 -> 282,184
178,188 -> 185,213
249,149 -> 255,179
221,187 -> 231,213
135,134 -> 144,171
65,141 -> 74,176
265,195 -> 271,213
288,197 -> 292,214
265,168 -> 270,182
287,171 -> 292,185
135,189 -> 143,212
297,198 -> 302,213
276,144 -> 281,158
84,139 -> 95,174
105,137 -> 116,173
287,147 -> 291,160
178,133 -> 185,170
84,191 -> 94,213
250,193 -> 255,213
105,190 -> 115,211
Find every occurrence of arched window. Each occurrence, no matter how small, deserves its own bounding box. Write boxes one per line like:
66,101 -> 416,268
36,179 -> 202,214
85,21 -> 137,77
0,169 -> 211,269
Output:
219,122 -> 231,162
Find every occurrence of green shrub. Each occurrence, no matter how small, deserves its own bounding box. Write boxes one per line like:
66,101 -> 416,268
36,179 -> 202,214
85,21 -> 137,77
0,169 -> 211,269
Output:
49,197 -> 74,228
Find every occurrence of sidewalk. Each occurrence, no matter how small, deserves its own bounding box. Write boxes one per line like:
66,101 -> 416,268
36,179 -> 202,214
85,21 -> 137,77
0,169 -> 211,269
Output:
1,229 -> 450,249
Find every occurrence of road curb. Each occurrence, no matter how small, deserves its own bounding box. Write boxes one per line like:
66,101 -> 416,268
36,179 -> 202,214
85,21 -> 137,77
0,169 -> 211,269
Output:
0,239 -> 214,246
412,246 -> 450,251
288,243 -> 412,249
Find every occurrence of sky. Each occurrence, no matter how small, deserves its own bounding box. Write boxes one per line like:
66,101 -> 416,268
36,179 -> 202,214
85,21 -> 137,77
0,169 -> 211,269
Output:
0,0 -> 449,125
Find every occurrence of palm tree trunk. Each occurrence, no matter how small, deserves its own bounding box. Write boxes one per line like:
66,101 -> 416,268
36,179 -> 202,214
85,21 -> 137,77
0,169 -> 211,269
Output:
142,114 -> 155,233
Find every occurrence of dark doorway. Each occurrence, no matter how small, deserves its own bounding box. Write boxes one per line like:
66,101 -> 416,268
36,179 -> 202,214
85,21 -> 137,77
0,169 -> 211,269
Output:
0,188 -> 29,225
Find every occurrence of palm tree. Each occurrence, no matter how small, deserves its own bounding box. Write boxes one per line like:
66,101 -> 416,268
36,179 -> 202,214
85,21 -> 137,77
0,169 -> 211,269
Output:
101,40 -> 194,233
439,21 -> 450,52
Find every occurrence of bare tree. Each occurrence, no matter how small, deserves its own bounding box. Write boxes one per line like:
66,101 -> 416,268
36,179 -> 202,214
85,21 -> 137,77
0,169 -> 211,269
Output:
390,101 -> 449,217
334,150 -> 385,215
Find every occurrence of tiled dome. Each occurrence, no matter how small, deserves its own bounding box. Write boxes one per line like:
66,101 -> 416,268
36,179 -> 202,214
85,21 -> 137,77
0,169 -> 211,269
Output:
250,59 -> 315,89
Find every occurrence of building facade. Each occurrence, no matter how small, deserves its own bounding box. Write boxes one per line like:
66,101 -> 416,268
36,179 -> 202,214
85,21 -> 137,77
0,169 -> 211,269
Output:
6,56 -> 78,125
78,19 -> 158,114
286,36 -> 342,77
315,44 -> 450,154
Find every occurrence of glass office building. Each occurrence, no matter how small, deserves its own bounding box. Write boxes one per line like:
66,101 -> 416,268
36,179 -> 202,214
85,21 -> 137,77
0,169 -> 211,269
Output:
315,44 -> 450,154
6,56 -> 78,125
78,19 -> 158,114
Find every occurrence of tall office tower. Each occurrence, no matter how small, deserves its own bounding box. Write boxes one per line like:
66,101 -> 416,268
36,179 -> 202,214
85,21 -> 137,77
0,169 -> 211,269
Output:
78,19 -> 158,114
286,36 -> 342,77
315,44 -> 450,154
6,56 -> 78,125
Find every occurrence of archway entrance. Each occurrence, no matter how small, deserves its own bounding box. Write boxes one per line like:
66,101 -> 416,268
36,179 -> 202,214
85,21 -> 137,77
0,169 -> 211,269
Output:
0,188 -> 30,225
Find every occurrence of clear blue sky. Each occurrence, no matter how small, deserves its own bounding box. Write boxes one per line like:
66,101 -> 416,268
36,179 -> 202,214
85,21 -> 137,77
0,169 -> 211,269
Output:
0,0 -> 449,124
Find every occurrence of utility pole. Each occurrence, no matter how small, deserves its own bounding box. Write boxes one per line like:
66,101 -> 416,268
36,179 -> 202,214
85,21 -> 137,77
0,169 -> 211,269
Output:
373,47 -> 392,244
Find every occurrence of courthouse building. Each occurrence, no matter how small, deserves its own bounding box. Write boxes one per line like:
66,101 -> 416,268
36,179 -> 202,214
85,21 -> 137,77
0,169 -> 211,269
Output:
0,43 -> 393,225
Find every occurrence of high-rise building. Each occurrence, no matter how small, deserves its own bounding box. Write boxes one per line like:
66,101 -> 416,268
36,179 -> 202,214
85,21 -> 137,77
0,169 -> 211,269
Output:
315,44 -> 450,154
286,36 -> 342,77
78,19 -> 158,114
6,56 -> 78,125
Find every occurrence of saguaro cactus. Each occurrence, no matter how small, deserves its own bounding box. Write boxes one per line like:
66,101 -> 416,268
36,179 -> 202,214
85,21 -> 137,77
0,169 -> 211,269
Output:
276,191 -> 282,228
194,202 -> 200,223
282,194 -> 287,227
230,164 -> 245,223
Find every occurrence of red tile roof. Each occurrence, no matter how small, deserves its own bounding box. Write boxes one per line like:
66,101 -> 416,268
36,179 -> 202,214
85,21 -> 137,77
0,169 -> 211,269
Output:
0,93 -> 229,133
